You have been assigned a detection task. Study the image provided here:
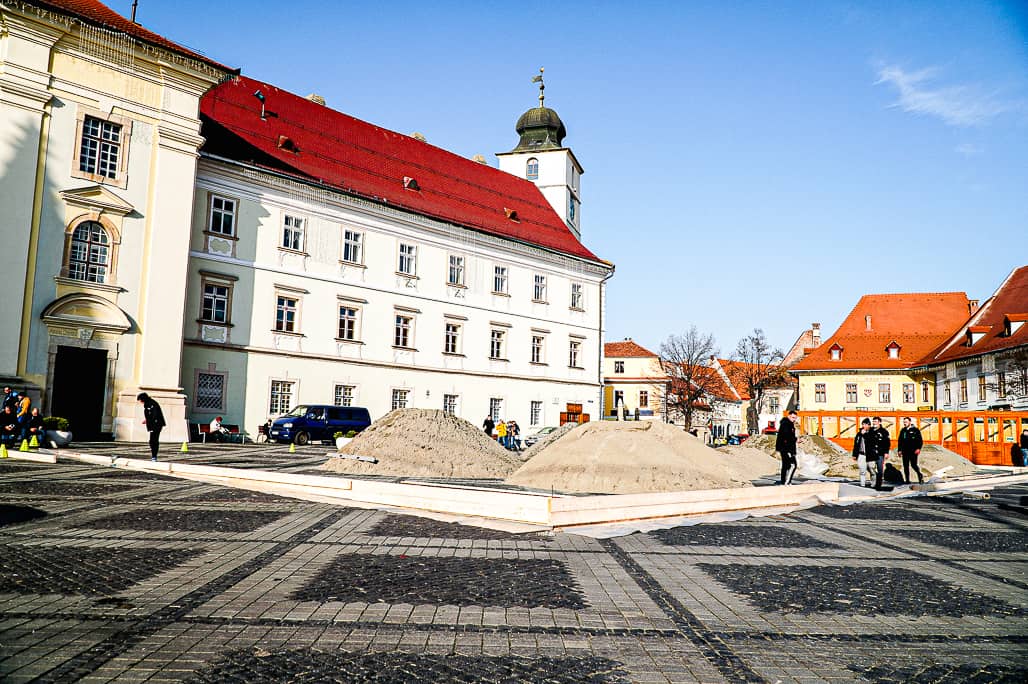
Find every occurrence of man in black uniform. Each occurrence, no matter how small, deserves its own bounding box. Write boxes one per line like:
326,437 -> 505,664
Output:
897,417 -> 924,484
775,410 -> 799,485
869,416 -> 891,490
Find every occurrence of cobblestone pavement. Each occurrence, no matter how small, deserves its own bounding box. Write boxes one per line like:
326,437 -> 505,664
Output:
1,444 -> 1026,683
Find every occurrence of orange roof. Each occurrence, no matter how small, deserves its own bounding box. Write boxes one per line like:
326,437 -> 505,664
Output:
691,366 -> 741,403
604,340 -> 657,358
791,292 -> 972,371
925,266 -> 1028,365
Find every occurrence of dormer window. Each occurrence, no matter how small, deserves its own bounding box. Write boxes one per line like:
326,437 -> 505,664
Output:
277,135 -> 298,153
829,343 -> 843,361
966,326 -> 990,346
1004,315 -> 1027,337
526,158 -> 539,181
403,176 -> 420,191
886,341 -> 901,359
504,208 -> 519,222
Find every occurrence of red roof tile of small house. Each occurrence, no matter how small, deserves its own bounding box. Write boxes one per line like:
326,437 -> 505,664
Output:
604,340 -> 658,358
27,0 -> 232,71
925,266 -> 1028,364
199,75 -> 602,263
791,291 -> 972,371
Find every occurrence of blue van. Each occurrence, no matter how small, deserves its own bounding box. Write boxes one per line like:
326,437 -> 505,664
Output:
269,405 -> 372,445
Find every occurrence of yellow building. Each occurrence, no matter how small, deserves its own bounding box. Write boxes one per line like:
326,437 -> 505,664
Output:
791,292 -> 975,412
602,339 -> 667,419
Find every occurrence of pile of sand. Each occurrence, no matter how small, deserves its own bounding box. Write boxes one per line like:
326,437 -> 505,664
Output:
506,420 -> 782,494
738,433 -> 979,479
322,409 -> 521,479
519,423 -> 578,461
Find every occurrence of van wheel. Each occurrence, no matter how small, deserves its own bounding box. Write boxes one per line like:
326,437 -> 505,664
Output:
293,432 -> 309,446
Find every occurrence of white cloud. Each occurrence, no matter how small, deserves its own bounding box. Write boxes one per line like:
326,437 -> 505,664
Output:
874,64 -> 1011,127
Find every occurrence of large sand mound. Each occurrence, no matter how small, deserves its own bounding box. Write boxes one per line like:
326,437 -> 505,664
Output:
506,420 -> 782,494
322,409 -> 521,479
740,433 -> 979,478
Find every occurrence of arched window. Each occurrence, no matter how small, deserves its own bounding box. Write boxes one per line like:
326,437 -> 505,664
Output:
68,221 -> 110,283
526,158 -> 539,181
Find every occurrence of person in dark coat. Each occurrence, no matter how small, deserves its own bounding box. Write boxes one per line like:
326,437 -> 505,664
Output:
22,407 -> 44,443
869,416 -> 891,490
137,392 -> 166,461
852,418 -> 872,487
1,387 -> 17,413
0,406 -> 19,447
897,417 -> 924,484
774,410 -> 798,485
1020,429 -> 1028,467
482,415 -> 494,436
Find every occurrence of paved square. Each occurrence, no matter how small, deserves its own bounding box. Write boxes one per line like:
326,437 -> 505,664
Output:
1,445 -> 1026,683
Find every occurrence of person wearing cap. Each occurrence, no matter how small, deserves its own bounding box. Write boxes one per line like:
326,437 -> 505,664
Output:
209,415 -> 230,442
852,418 -> 872,487
774,410 -> 799,485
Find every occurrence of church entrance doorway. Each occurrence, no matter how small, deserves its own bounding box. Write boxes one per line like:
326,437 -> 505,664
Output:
51,346 -> 107,440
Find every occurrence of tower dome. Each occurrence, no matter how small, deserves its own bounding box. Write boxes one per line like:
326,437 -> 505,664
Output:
512,105 -> 566,151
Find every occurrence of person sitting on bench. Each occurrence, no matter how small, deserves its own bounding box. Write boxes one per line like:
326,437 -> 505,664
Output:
209,416 -> 231,442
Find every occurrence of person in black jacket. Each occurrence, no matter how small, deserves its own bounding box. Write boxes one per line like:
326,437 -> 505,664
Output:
1020,429 -> 1028,467
0,406 -> 19,447
869,416 -> 891,490
137,392 -> 166,461
897,417 -> 924,484
22,407 -> 44,444
852,418 -> 872,487
774,410 -> 799,485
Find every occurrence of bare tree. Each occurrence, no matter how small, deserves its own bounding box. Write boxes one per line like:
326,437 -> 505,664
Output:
656,327 -> 719,430
732,328 -> 787,435
986,347 -> 1028,403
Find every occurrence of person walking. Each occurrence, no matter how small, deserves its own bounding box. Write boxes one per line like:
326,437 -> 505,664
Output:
775,410 -> 798,485
482,415 -> 494,437
509,420 -> 521,450
1020,429 -> 1028,468
496,420 -> 508,449
897,417 -> 924,484
852,418 -> 872,487
869,416 -> 891,490
137,392 -> 166,461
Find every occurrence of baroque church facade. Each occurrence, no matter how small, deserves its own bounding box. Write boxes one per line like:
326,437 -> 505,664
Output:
1,0 -> 613,441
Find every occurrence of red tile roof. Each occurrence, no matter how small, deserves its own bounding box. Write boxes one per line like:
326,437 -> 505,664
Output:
199,76 -> 602,263
27,1 -> 232,72
604,340 -> 658,358
691,366 -> 740,403
924,266 -> 1028,364
791,292 -> 972,371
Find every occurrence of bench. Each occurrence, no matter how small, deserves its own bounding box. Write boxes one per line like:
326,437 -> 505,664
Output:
195,423 -> 244,443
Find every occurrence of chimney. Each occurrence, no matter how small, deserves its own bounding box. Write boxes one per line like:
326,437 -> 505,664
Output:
305,93 -> 326,106
968,299 -> 980,315
472,154 -> 488,164
865,315 -> 872,331
411,132 -> 426,142
812,323 -> 821,346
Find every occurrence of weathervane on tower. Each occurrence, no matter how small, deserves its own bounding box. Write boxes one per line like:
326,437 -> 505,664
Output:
531,67 -> 545,107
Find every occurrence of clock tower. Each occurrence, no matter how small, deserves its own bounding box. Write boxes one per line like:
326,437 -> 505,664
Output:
496,69 -> 584,238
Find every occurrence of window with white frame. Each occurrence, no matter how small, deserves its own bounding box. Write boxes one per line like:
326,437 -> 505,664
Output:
922,381 -> 930,402
443,394 -> 458,415
998,373 -> 1006,398
282,215 -> 305,251
338,304 -> 359,341
639,390 -> 649,408
195,372 -> 225,411
533,274 -> 547,301
846,383 -> 858,403
208,195 -> 236,236
490,329 -> 506,360
815,383 -> 826,403
570,282 -> 583,309
342,229 -> 362,264
398,243 -> 417,275
201,282 -> 231,324
959,378 -> 968,403
945,381 -> 952,404
79,115 -> 122,180
568,339 -> 581,368
879,383 -> 891,404
448,255 -> 465,286
531,335 -> 545,364
269,380 -> 295,416
526,157 -> 539,181
903,383 -> 915,403
978,376 -> 987,401
67,221 -> 110,283
334,384 -> 355,407
444,322 -> 461,354
530,400 -> 542,426
769,395 -> 779,414
275,295 -> 298,332
394,314 -> 413,348
493,266 -> 508,294
614,361 -> 625,373
391,389 -> 409,410
489,397 -> 503,422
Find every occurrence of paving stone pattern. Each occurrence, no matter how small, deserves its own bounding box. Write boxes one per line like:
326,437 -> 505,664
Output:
0,446 -> 1026,683
652,524 -> 841,549
291,554 -> 586,608
0,544 -> 203,596
191,648 -> 631,683
696,563 -> 1022,617
79,508 -> 289,532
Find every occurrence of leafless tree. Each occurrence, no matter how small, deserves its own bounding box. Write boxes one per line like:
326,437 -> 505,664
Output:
985,347 -> 1028,403
732,328 -> 787,435
656,327 -> 719,430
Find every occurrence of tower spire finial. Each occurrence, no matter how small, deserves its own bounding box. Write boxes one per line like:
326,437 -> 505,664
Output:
531,67 -> 545,107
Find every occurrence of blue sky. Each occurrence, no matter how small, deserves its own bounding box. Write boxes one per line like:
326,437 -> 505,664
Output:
123,0 -> 1027,355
